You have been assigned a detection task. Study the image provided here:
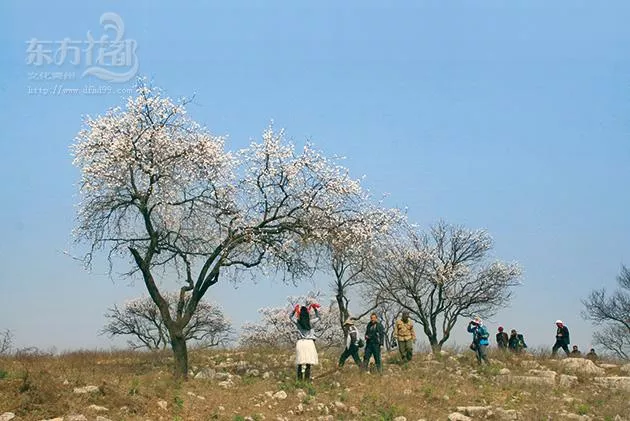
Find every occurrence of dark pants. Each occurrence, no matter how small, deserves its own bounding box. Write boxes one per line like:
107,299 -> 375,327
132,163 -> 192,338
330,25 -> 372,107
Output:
363,342 -> 382,373
338,345 -> 361,367
297,364 -> 312,381
398,339 -> 413,361
552,340 -> 570,356
475,344 -> 489,364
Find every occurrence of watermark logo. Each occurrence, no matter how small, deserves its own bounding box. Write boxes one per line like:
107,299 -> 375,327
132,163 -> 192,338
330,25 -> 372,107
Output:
25,12 -> 138,83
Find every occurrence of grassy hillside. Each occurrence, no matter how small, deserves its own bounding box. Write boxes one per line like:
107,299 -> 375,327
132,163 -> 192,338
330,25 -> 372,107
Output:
0,346 -> 628,421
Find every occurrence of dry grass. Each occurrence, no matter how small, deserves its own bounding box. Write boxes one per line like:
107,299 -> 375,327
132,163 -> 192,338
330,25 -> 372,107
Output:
0,346 -> 629,420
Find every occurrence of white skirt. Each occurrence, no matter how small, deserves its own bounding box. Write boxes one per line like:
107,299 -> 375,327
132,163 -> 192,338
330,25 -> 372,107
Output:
295,339 -> 319,365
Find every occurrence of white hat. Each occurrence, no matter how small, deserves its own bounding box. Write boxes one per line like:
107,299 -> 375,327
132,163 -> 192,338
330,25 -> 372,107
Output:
555,320 -> 563,324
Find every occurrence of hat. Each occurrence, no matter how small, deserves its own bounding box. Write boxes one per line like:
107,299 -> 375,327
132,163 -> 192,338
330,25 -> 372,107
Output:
471,317 -> 482,325
555,320 -> 563,325
343,319 -> 354,326
498,326 -> 504,332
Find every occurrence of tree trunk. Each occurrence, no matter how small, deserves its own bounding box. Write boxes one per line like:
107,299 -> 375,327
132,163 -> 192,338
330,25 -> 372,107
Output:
170,329 -> 189,379
429,336 -> 441,353
335,293 -> 349,331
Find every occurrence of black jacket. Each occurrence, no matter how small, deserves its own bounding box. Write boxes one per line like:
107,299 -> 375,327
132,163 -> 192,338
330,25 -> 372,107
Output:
556,325 -> 570,345
496,332 -> 508,348
365,321 -> 385,346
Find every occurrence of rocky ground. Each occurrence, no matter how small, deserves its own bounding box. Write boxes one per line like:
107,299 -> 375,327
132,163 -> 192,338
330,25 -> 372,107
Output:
0,347 -> 629,420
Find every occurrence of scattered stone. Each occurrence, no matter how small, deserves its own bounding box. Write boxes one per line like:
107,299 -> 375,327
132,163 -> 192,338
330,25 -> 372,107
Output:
87,404 -> 109,412
73,385 -> 100,394
215,372 -> 232,381
559,414 -> 592,420
559,374 -> 579,388
262,371 -> 273,379
218,380 -> 234,389
393,417 -> 407,421
96,417 -> 113,421
498,375 -> 555,386
246,368 -> 260,377
558,358 -> 605,376
0,413 -> 15,421
520,360 -> 541,369
349,406 -> 359,415
157,399 -> 168,410
403,388 -> 412,395
194,367 -> 216,379
67,416 -> 88,421
494,407 -> 519,420
593,376 -> 630,392
499,368 -> 511,375
599,364 -> 618,369
456,406 -> 492,417
620,364 -> 630,374
334,401 -> 347,411
528,369 -> 557,379
273,390 -> 288,400
448,413 -> 472,421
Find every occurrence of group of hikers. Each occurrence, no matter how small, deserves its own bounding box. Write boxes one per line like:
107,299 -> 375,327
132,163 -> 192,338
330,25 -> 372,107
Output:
289,301 -> 598,381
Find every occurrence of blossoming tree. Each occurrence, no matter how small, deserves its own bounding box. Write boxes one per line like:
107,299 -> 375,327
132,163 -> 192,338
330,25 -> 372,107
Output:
364,221 -> 521,352
72,83 -> 369,377
102,292 -> 232,350
239,293 -> 342,349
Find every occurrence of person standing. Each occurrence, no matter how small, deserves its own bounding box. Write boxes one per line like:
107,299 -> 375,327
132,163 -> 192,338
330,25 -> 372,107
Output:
290,302 -> 321,381
585,348 -> 598,361
496,326 -> 509,350
570,345 -> 582,357
394,311 -> 416,362
552,319 -> 570,357
467,317 -> 490,364
508,329 -> 527,353
338,318 -> 362,369
363,312 -> 385,373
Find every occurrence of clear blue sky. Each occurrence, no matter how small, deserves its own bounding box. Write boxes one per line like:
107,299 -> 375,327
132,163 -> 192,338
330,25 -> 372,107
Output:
0,0 -> 628,352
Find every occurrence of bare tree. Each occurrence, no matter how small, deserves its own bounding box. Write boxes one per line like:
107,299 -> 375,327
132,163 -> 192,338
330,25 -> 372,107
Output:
72,82 -> 368,378
102,293 -> 233,350
364,221 -> 521,353
0,329 -> 13,355
582,265 -> 630,360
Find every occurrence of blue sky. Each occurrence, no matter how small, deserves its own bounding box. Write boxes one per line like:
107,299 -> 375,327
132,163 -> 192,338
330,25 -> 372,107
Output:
0,0 -> 629,352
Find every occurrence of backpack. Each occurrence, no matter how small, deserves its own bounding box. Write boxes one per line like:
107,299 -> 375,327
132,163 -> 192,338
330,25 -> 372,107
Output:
477,325 -> 489,340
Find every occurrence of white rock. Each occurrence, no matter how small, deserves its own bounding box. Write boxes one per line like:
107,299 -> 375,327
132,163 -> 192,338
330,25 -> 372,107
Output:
73,385 -> 99,394
218,380 -> 234,389
403,388 -> 412,395
456,406 -> 492,417
157,399 -> 168,410
593,376 -> 630,392
528,369 -> 557,379
448,413 -> 472,421
67,416 -> 88,421
393,417 -> 407,421
0,413 -> 15,421
499,368 -> 511,375
559,358 -> 605,375
620,364 -> 630,374
194,367 -> 216,379
334,401 -> 346,411
559,374 -> 579,388
273,390 -> 288,400
87,404 -> 109,412
599,363 -> 618,369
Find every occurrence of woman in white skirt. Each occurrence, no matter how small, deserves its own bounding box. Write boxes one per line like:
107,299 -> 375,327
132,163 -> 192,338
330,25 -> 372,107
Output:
290,302 -> 320,381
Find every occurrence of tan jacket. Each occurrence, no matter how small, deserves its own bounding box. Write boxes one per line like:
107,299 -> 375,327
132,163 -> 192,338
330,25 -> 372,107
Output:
395,319 -> 416,341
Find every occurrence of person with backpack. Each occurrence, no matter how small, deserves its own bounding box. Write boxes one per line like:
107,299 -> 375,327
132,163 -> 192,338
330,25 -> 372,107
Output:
496,326 -> 509,350
338,318 -> 363,369
290,302 -> 321,381
394,311 -> 416,362
552,319 -> 570,357
363,312 -> 385,373
467,317 -> 489,364
508,329 -> 527,353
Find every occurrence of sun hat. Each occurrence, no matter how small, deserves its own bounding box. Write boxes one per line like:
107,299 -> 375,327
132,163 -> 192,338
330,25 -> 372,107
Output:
555,320 -> 563,324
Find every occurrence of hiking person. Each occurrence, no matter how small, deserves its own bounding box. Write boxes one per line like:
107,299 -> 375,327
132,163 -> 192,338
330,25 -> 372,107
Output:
496,326 -> 509,349
508,329 -> 527,353
570,345 -> 582,357
290,301 -> 321,381
467,317 -> 490,364
338,318 -> 362,369
394,311 -> 416,362
552,320 -> 570,357
585,348 -> 598,361
363,312 -> 385,373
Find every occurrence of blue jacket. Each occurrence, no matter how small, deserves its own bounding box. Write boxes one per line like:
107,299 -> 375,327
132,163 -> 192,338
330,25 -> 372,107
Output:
468,323 -> 489,346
